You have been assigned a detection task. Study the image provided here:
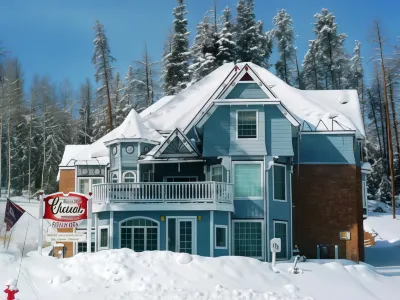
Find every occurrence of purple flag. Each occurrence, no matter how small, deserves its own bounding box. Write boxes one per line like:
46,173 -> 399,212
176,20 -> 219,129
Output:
4,199 -> 25,231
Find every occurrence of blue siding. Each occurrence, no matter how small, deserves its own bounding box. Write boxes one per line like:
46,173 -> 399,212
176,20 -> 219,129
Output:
111,211 -> 211,256
229,106 -> 267,156
267,162 -> 292,261
120,142 -> 139,170
233,200 -> 264,218
355,142 -> 361,167
98,211 -> 110,226
203,106 -> 230,157
297,134 -> 356,164
225,83 -> 268,99
265,106 -> 293,156
213,211 -> 230,257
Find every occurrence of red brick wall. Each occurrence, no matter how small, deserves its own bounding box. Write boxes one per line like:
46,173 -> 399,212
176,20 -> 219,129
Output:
292,164 -> 364,262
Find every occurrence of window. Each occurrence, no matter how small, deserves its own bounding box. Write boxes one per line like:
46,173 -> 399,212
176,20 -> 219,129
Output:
99,226 -> 109,249
112,173 -> 118,183
274,221 -> 288,260
77,231 -> 95,253
237,110 -> 257,139
233,221 -> 263,259
362,180 -> 367,209
211,165 -> 225,182
273,165 -> 286,201
78,178 -> 103,195
123,171 -> 137,183
215,225 -> 227,249
233,162 -> 262,199
120,218 -> 159,252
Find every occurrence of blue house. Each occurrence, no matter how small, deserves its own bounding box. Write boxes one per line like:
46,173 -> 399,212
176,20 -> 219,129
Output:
58,62 -> 369,262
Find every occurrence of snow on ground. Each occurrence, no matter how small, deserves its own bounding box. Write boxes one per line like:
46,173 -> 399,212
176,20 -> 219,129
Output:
0,196 -> 399,299
364,200 -> 400,272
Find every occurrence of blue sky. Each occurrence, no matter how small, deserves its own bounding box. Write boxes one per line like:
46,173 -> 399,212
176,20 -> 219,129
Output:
0,0 -> 398,94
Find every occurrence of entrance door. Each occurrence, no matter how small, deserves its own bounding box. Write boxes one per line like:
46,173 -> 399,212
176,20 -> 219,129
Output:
167,218 -> 196,254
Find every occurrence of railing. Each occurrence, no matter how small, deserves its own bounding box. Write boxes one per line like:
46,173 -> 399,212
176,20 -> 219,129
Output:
92,182 -> 233,205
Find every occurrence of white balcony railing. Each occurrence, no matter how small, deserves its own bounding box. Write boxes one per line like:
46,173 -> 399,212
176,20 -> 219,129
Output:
92,182 -> 233,205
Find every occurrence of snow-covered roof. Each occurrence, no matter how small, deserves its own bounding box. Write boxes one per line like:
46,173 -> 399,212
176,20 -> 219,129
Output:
59,145 -> 89,167
71,109 -> 165,165
140,95 -> 175,118
141,62 -> 365,138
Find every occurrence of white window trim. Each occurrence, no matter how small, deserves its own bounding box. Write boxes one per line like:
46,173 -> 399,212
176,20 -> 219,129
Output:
74,228 -> 95,255
111,173 -> 118,183
272,164 -> 287,202
215,225 -> 228,250
232,220 -> 265,260
210,165 -> 225,182
232,161 -> 264,200
123,171 -> 137,183
236,109 -> 259,140
273,220 -> 289,260
118,216 -> 160,251
98,225 -> 109,250
78,177 -> 104,194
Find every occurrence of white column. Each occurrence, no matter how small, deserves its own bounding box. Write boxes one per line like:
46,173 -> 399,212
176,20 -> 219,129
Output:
87,193 -> 92,253
38,190 -> 44,255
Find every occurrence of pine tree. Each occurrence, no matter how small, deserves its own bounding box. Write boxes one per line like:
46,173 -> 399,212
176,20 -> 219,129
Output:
92,20 -> 116,131
112,71 -> 125,127
163,0 -> 191,95
302,40 -> 321,90
190,16 -> 218,81
235,0 -> 272,67
122,65 -> 135,110
312,9 -> 349,89
77,79 -> 93,144
272,9 -> 296,84
216,7 -> 236,65
350,41 -> 365,122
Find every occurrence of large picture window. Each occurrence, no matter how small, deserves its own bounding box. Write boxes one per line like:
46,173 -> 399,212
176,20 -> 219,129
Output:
233,221 -> 263,259
120,218 -> 159,252
78,178 -> 103,195
233,162 -> 262,199
273,165 -> 286,201
274,221 -> 288,260
237,110 -> 257,139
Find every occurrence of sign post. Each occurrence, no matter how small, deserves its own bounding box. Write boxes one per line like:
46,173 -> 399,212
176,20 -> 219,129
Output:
87,192 -> 92,253
270,238 -> 281,272
38,190 -> 44,255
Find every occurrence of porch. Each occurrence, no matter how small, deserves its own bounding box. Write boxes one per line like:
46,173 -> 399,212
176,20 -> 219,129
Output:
91,181 -> 234,212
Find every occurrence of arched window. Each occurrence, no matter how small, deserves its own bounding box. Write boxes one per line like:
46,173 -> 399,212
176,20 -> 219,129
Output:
120,217 -> 159,252
123,171 -> 136,183
112,173 -> 118,183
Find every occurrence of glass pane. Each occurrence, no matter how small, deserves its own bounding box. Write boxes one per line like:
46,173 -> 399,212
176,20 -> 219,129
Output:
234,164 -> 261,198
79,179 -> 89,195
216,227 -> 226,247
100,228 -> 108,248
146,228 -> 158,250
179,221 -> 192,254
121,228 -> 132,249
133,228 -> 145,252
237,111 -> 257,139
124,172 -> 136,183
168,219 -> 176,251
274,166 -> 286,200
234,222 -> 262,258
275,222 -> 288,259
211,166 -> 224,182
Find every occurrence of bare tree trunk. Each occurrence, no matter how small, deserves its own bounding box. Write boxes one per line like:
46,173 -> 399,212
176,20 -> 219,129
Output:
100,45 -> 113,131
376,71 -> 387,168
28,90 -> 35,202
41,104 -> 46,191
144,45 -> 151,107
294,49 -> 302,89
368,89 -> 383,157
376,21 -> 396,219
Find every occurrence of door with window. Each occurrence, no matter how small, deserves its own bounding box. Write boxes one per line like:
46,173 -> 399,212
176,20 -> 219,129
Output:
167,217 -> 196,254
274,221 -> 288,260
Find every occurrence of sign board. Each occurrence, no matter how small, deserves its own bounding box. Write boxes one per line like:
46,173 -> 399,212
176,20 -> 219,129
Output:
339,231 -> 351,241
43,192 -> 89,228
270,238 -> 281,253
45,233 -> 87,242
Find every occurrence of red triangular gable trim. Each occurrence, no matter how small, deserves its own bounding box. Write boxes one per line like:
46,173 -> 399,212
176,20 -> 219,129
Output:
239,73 -> 254,81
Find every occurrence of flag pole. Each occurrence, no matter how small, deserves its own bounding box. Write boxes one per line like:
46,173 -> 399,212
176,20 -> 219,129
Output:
38,190 -> 44,255
16,220 -> 29,286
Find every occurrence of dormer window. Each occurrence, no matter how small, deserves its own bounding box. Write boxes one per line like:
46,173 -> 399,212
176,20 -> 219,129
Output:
237,110 -> 258,139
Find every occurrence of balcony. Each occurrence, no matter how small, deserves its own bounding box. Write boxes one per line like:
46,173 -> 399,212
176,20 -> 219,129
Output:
91,182 -> 234,212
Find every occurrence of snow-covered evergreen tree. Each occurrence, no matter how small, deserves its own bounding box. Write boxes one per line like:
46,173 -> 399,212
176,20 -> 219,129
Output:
216,7 -> 235,65
235,0 -> 272,67
163,0 -> 191,95
122,65 -> 135,110
77,79 -> 93,144
92,20 -> 116,131
112,71 -> 125,127
271,9 -> 296,85
350,41 -> 364,114
190,16 -> 218,81
312,9 -> 349,89
302,40 -> 322,90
